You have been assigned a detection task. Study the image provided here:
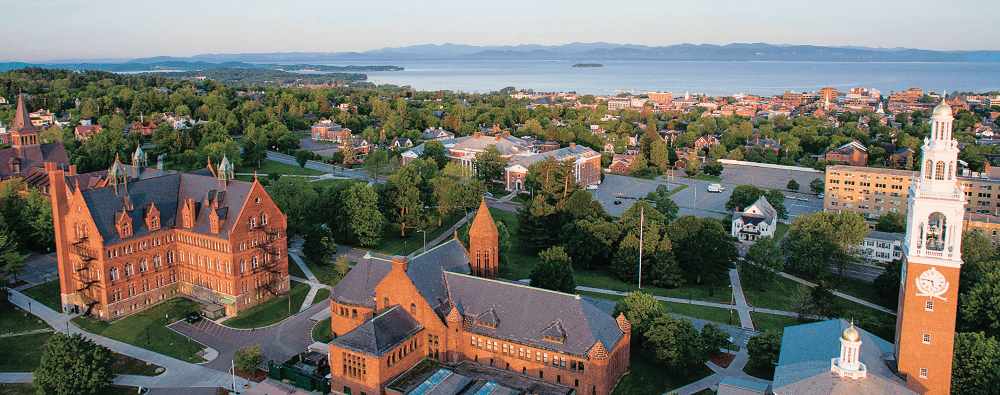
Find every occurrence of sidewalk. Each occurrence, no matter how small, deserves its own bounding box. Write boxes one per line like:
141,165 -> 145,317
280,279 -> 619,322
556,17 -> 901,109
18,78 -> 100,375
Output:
779,272 -> 896,315
4,289 -> 252,389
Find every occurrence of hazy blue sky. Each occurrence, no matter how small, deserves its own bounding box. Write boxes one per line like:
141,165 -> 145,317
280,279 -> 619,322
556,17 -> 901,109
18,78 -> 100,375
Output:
3,0 -> 997,61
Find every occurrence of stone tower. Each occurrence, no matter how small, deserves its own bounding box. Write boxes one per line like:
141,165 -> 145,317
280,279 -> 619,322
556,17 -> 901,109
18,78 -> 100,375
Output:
468,197 -> 498,279
894,99 -> 963,395
9,96 -> 40,150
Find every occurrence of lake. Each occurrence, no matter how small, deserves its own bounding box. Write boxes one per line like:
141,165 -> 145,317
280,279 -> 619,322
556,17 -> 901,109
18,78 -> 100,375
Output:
307,60 -> 1000,96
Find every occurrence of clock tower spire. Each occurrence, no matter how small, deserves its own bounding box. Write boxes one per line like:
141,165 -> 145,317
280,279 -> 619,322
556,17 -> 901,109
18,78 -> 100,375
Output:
894,99 -> 963,395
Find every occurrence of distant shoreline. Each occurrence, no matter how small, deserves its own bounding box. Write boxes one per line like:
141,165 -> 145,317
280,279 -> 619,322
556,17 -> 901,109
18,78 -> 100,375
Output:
572,63 -> 603,68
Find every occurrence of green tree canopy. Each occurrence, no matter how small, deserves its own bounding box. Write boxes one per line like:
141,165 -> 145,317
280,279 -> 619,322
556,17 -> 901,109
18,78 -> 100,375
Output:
747,332 -> 782,367
33,333 -> 117,395
725,184 -> 788,220
742,236 -> 784,291
613,291 -> 663,335
529,246 -> 576,294
644,315 -> 706,373
809,178 -> 825,195
874,211 -> 906,234
786,179 -> 799,191
344,183 -> 384,246
952,331 -> 1000,395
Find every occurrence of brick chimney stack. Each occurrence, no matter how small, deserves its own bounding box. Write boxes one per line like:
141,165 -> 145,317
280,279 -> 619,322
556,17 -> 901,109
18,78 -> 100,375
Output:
392,255 -> 408,272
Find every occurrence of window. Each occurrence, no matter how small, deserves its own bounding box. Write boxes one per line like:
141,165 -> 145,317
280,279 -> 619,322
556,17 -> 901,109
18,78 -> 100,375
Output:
261,213 -> 268,225
922,334 -> 931,344
249,217 -> 256,229
109,268 -> 119,281
384,297 -> 389,308
124,263 -> 134,277
925,301 -> 934,311
919,368 -> 928,379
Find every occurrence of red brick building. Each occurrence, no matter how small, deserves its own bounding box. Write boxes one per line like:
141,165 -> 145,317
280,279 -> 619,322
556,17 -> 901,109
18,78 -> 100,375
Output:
823,141 -> 869,167
1,97 -> 70,183
328,200 -> 631,395
609,154 -> 635,175
503,143 -> 602,191
49,155 -> 289,320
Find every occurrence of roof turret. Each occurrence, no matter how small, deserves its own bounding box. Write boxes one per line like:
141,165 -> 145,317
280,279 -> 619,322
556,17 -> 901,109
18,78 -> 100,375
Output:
468,197 -> 498,238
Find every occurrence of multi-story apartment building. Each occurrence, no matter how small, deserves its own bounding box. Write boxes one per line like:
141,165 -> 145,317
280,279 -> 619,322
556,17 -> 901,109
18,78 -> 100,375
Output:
50,155 -> 289,320
824,165 -> 915,219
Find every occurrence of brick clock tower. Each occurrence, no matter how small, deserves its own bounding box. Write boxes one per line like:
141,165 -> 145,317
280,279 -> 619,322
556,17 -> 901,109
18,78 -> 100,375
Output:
895,99 -> 962,395
468,197 -> 498,279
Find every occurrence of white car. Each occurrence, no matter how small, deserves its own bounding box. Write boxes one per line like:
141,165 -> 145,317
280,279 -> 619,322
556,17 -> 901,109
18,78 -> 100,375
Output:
586,184 -> 598,190
707,183 -> 724,193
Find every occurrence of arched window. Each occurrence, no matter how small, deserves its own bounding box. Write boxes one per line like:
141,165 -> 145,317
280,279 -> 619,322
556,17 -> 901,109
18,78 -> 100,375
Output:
109,267 -> 120,281
948,161 -> 954,180
925,160 -> 933,179
124,263 -> 134,277
139,259 -> 148,272
384,297 -> 389,308
249,217 -> 256,229
410,303 -> 416,315
935,161 -> 945,180
153,255 -> 161,268
261,213 -> 268,225
240,259 -> 246,273
251,255 -> 258,268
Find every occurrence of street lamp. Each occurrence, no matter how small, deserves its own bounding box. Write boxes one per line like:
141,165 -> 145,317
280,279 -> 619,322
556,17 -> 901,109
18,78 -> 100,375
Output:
728,284 -> 734,326
416,230 -> 426,254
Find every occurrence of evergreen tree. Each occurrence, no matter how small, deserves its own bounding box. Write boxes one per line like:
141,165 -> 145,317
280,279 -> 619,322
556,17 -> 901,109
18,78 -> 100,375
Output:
644,315 -> 706,373
33,333 -> 116,395
529,246 -> 576,293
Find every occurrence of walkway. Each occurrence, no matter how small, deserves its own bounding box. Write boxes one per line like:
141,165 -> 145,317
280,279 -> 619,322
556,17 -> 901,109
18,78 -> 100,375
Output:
288,253 -> 326,313
729,269 -> 755,330
576,286 -> 800,320
409,212 -> 473,258
779,272 -> 896,315
5,289 -> 252,390
669,349 -> 770,395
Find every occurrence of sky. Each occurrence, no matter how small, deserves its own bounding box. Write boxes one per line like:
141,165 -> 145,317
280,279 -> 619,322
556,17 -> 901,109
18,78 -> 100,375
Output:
2,0 -> 998,62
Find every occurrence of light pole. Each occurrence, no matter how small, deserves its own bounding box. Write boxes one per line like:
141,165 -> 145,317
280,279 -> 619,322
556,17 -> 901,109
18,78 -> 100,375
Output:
416,230 -> 426,254
728,285 -> 734,326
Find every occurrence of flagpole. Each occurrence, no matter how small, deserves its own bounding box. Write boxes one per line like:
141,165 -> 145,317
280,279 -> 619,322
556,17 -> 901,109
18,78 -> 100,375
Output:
639,207 -> 644,289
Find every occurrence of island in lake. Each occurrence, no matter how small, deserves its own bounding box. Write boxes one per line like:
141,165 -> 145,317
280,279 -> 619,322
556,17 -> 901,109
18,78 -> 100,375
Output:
571,63 -> 603,67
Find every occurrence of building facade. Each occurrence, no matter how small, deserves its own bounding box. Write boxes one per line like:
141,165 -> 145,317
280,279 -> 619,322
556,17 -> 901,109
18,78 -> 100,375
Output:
824,166 -> 914,219
731,196 -> 777,243
50,156 -> 289,320
894,100 -> 963,395
327,200 -> 631,395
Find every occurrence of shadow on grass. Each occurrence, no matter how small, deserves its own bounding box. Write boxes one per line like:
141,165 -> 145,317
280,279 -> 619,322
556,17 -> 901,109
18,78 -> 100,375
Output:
224,281 -> 311,329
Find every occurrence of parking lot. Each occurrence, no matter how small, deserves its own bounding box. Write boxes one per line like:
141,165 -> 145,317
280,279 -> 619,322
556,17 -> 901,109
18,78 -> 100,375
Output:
721,164 -> 824,193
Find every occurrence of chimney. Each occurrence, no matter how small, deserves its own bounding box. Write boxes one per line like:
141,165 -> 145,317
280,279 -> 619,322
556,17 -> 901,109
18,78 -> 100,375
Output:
392,255 -> 408,272
44,162 -> 56,172
495,134 -> 501,141
68,165 -> 77,175
474,131 -> 484,139
984,161 -> 991,175
569,142 -> 576,149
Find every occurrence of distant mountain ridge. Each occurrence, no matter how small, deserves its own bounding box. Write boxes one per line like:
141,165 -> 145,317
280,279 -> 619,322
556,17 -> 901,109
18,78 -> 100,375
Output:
107,42 -> 998,63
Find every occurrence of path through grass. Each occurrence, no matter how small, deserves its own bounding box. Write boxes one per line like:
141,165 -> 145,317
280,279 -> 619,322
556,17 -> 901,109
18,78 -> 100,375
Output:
72,298 -> 207,363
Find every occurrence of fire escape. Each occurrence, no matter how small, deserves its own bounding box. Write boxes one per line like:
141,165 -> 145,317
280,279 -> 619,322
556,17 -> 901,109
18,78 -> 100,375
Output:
250,223 -> 285,297
70,236 -> 101,316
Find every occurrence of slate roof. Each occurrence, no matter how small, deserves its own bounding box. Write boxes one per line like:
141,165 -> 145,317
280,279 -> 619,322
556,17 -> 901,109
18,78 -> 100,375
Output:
405,239 -> 471,309
772,319 -> 914,395
0,142 -> 70,180
505,144 -> 599,169
331,305 -> 424,357
330,255 -> 393,308
449,135 -> 531,157
865,230 -> 904,243
78,171 -> 253,246
443,272 -> 624,358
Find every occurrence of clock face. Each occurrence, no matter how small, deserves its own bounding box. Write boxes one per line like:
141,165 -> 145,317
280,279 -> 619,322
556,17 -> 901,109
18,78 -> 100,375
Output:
915,267 -> 949,301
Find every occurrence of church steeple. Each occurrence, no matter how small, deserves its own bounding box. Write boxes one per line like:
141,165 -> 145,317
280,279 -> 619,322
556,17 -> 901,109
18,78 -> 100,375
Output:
10,96 -> 40,149
108,154 -> 128,195
217,155 -> 234,191
895,97 -> 964,395
131,145 -> 147,178
468,197 -> 499,279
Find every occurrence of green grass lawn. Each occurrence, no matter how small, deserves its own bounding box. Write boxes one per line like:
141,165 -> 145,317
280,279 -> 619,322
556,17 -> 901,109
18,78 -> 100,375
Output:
21,281 -> 62,312
312,288 -> 331,306
773,223 -> 790,241
664,184 -> 688,198
751,313 -> 811,335
577,291 -> 739,326
783,268 -> 894,310
0,304 -> 50,334
741,273 -> 808,312
312,317 -> 333,343
71,298 -> 207,363
238,159 -> 324,176
690,174 -> 723,182
304,259 -> 348,287
575,269 -> 732,304
611,341 -> 713,395
309,178 -> 364,189
0,332 -> 52,372
368,212 -> 466,257
288,255 -> 307,279
224,281 -> 310,329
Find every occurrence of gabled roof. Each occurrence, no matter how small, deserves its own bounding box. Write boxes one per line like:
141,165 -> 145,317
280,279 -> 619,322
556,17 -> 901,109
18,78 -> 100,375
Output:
736,196 -> 776,226
331,305 -> 424,357
11,96 -> 40,132
0,142 -> 70,180
406,238 -> 471,310
331,255 -> 393,308
443,272 -> 624,358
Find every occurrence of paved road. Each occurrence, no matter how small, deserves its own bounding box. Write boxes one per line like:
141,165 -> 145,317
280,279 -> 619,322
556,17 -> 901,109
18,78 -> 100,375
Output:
831,263 -> 886,282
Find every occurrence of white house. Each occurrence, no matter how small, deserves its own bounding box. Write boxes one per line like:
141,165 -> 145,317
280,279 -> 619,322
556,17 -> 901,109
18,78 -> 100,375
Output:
858,230 -> 904,263
731,196 -> 778,243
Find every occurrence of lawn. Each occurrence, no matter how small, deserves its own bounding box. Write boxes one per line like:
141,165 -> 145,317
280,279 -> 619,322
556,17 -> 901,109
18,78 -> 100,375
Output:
611,341 -> 713,395
751,313 -> 810,335
312,288 -> 331,306
664,184 -> 688,198
0,304 -> 50,334
288,255 -> 307,279
71,298 -> 207,363
0,332 -> 52,372
309,178 -> 364,189
238,159 -> 324,176
0,384 -> 141,395
741,273 -> 808,312
312,317 -> 333,343
576,291 -> 739,327
21,281 -> 62,312
367,212 -> 467,257
773,223 -> 790,241
784,268 -> 894,310
304,258 -> 349,287
690,174 -> 723,182
223,281 -> 310,329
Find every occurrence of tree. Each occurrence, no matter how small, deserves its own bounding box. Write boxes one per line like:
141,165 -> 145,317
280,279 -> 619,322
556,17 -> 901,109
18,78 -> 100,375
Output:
684,158 -> 701,177
265,177 -> 318,237
650,139 -> 670,171
561,219 -> 621,269
613,291 -> 663,335
725,184 -> 788,220
363,149 -> 391,184
294,149 -> 312,168
700,323 -> 730,354
808,280 -> 843,319
344,183 -> 384,246
473,145 -> 505,185
786,179 -> 799,191
873,259 -> 903,307
809,178 -> 825,195
33,333 -> 116,395
644,315 -> 706,372
40,124 -> 64,144
303,225 -> 337,265
529,246 -> 576,293
746,332 -> 782,367
386,163 -> 424,237
421,140 -> 447,169
645,184 -> 679,224
703,160 -> 724,177
668,216 -> 738,285
708,144 -> 727,160
335,254 -> 351,278
342,138 -> 357,165
952,332 -> 1000,395
234,344 -> 265,373
874,211 -> 906,233
782,211 -> 867,277
741,236 -> 783,291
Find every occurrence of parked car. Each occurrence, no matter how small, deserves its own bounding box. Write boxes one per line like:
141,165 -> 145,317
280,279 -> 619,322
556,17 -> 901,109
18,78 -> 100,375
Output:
586,184 -> 598,190
185,312 -> 202,324
707,183 -> 724,193
613,200 -> 622,205
817,193 -> 824,198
